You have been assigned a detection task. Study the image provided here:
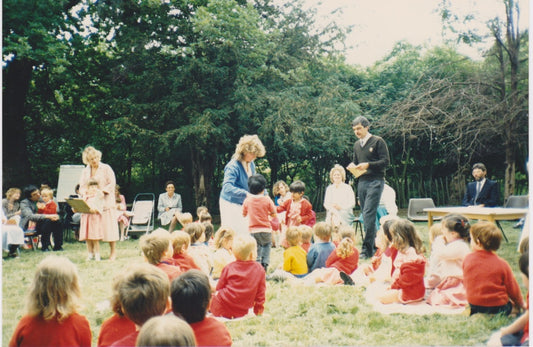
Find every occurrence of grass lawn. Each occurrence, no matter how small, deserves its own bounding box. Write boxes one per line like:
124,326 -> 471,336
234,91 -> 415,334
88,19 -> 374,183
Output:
2,215 -> 527,346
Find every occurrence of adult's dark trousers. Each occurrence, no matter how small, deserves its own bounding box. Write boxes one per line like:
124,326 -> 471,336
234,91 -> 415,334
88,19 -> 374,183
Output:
358,178 -> 384,258
37,219 -> 63,250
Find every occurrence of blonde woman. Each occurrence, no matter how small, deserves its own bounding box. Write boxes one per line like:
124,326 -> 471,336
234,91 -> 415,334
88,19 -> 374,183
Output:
79,146 -> 119,260
323,164 -> 356,227
219,135 -> 266,235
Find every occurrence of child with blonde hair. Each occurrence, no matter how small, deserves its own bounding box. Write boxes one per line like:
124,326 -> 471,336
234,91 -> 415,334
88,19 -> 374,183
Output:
108,263 -> 171,346
307,222 -> 335,272
9,256 -> 92,347
37,188 -> 58,215
136,315 -> 196,347
426,214 -> 471,307
78,178 -> 104,261
327,226 -> 359,276
210,234 -> 266,319
282,227 -> 308,276
170,230 -> 200,272
463,221 -> 524,315
379,219 -> 426,304
177,212 -> 193,229
212,227 -> 236,279
185,223 -> 213,276
97,272 -> 136,347
140,228 -> 182,282
299,225 -> 313,252
196,205 -> 208,222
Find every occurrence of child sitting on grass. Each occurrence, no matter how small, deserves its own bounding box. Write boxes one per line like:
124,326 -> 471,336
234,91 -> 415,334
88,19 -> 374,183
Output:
136,315 -> 196,347
282,226 -> 308,276
379,219 -> 426,304
212,227 -> 236,280
97,272 -> 136,347
210,234 -> 266,319
170,230 -> 201,272
177,212 -> 193,230
299,225 -> 313,252
140,228 -> 182,282
9,256 -> 92,347
307,222 -> 335,272
109,264 -> 171,346
426,214 -> 471,307
185,223 -> 213,276
171,270 -> 232,346
463,221 -> 525,316
364,217 -> 398,282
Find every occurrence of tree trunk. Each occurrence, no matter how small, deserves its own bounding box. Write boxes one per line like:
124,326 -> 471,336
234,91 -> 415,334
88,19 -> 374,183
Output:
3,58 -> 34,187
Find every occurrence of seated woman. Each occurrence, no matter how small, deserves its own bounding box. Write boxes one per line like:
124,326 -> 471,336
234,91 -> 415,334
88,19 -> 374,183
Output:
1,209 -> 25,257
157,180 -> 182,232
2,187 -> 22,224
323,165 -> 355,228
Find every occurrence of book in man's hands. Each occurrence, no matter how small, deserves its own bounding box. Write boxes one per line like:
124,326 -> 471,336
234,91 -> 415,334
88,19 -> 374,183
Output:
346,166 -> 367,178
65,198 -> 92,213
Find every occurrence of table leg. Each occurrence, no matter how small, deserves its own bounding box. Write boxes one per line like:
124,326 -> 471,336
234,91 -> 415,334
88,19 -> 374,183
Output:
427,213 -> 434,228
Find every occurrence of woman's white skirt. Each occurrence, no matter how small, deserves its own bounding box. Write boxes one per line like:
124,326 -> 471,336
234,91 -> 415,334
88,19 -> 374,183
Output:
219,198 -> 249,235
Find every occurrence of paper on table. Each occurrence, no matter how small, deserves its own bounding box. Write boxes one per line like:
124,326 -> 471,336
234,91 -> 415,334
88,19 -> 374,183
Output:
347,166 -> 367,178
66,198 -> 92,213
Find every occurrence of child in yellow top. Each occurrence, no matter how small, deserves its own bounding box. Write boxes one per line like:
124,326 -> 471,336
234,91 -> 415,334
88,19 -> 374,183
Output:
283,227 -> 308,276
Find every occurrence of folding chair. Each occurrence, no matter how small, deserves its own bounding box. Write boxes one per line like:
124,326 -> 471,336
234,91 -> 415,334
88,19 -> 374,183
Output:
127,193 -> 155,238
496,195 -> 528,242
23,230 -> 40,251
407,198 -> 441,222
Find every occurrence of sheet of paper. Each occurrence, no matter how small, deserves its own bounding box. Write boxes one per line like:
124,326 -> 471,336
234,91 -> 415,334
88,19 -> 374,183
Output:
65,198 -> 92,213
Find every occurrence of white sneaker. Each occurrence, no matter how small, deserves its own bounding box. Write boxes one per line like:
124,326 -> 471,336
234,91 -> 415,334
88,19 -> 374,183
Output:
87,253 -> 94,261
95,253 -> 101,261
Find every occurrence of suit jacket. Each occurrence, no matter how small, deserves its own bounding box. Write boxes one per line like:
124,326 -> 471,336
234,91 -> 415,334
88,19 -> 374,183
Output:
462,179 -> 499,207
19,199 -> 49,230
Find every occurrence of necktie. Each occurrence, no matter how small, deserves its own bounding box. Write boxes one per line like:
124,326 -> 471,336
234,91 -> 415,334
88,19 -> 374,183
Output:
474,182 -> 481,205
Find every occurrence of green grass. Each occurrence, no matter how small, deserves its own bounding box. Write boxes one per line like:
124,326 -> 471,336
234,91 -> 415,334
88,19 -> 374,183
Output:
2,217 -> 527,346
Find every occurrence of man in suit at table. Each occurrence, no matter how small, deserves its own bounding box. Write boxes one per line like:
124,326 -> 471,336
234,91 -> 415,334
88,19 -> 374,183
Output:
462,163 -> 500,207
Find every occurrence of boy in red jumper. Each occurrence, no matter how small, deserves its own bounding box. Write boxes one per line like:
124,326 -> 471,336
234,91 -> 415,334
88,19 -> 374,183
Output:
140,228 -> 182,283
463,221 -> 525,315
171,270 -> 232,346
170,230 -> 201,272
109,264 -> 171,347
210,234 -> 266,319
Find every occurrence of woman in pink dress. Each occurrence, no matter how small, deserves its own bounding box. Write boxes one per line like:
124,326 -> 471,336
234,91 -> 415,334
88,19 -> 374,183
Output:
79,146 -> 119,260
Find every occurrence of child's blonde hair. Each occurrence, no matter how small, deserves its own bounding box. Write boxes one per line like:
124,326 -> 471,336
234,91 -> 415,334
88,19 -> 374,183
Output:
117,263 -> 170,326
184,223 -> 205,244
519,236 -> 529,254
299,225 -> 313,243
428,222 -> 443,244
286,227 -> 301,247
213,227 -> 235,249
171,230 -> 190,256
199,212 -> 212,223
313,222 -> 332,241
336,237 -> 356,259
233,234 -> 256,261
196,206 -> 208,219
40,188 -> 54,198
272,180 -> 289,197
391,219 -> 425,254
136,315 -> 196,347
26,256 -> 82,322
470,221 -> 502,251
338,225 -> 356,242
178,212 -> 193,226
140,228 -> 171,265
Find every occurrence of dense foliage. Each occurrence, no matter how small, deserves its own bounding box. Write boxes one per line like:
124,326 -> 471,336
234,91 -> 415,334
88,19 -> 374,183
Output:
3,0 -> 528,212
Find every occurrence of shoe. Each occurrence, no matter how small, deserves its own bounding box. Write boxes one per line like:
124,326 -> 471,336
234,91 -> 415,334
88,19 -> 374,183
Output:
41,248 -> 50,252
87,253 -> 94,260
53,247 -> 64,252
340,271 -> 355,286
95,254 -> 101,261
8,252 -> 18,258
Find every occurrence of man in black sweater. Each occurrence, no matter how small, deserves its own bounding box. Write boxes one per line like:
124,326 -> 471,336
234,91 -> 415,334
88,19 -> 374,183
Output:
347,116 -> 390,258
462,163 -> 499,207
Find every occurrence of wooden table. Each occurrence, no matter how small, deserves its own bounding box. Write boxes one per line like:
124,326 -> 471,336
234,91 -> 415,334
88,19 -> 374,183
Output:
423,207 -> 528,227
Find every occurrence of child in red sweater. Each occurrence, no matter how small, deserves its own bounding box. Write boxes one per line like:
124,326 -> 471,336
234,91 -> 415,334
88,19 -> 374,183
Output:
210,234 -> 266,319
463,221 -> 525,316
37,188 -> 58,215
171,270 -> 232,346
140,228 -> 182,283
299,225 -> 313,252
137,315 -> 196,346
170,230 -> 201,272
276,180 -> 314,228
109,263 -> 171,347
9,256 -> 92,347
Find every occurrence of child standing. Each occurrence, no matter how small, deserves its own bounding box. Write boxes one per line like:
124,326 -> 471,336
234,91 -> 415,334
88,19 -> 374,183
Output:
277,180 -> 314,228
9,256 -> 92,347
212,227 -> 236,280
79,178 -> 104,261
426,214 -> 471,307
210,234 -> 266,319
171,270 -> 232,346
139,228 -> 182,282
170,230 -> 201,272
379,219 -> 426,304
307,222 -> 335,272
242,174 -> 277,272
463,221 -> 525,315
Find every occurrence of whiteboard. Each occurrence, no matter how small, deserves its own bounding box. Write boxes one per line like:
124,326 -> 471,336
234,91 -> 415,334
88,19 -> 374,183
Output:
56,165 -> 85,202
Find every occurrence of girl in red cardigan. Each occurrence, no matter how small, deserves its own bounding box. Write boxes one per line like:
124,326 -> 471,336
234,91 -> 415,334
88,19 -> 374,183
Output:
9,256 -> 92,347
379,219 -> 426,304
463,221 -> 525,316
